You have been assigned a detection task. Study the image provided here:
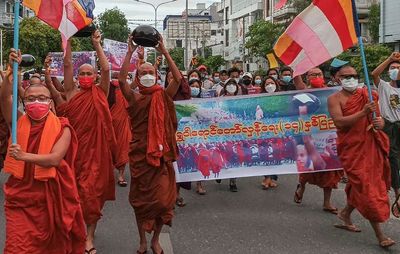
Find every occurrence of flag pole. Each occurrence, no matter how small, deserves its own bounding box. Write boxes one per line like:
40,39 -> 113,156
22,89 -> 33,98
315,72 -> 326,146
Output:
11,0 -> 20,144
351,0 -> 373,103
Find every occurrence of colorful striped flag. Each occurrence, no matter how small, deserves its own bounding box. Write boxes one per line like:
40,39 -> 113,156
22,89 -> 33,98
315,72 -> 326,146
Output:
266,53 -> 279,69
273,0 -> 359,76
22,0 -> 95,50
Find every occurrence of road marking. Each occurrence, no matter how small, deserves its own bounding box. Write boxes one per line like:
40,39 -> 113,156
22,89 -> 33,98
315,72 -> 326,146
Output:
160,233 -> 174,254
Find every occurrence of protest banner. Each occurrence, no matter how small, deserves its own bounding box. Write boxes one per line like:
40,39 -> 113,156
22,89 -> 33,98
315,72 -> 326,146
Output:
174,88 -> 342,182
48,51 -> 96,77
103,38 -> 142,72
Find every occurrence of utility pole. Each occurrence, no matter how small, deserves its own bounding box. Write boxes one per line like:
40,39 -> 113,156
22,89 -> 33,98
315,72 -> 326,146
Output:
184,0 -> 189,70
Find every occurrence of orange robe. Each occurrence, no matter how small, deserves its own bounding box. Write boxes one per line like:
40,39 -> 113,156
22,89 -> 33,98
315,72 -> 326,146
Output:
110,89 -> 131,168
337,88 -> 391,222
127,90 -> 178,232
4,118 -> 86,254
299,154 -> 343,189
0,106 -> 9,168
62,86 -> 116,224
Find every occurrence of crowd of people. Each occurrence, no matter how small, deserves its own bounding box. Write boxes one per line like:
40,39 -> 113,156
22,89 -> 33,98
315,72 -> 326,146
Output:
0,29 -> 399,253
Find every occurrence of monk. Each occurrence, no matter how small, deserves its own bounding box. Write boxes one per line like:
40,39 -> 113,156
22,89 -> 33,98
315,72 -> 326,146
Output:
293,68 -> 343,213
0,84 -> 9,170
61,30 -> 116,254
327,65 -> 395,248
1,49 -> 86,253
109,73 -> 131,187
118,35 -> 181,254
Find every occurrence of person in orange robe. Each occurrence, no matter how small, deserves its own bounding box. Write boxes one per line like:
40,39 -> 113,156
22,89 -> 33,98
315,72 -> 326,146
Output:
328,65 -> 395,248
118,35 -> 181,254
293,67 -> 343,213
61,31 -> 116,254
0,49 -> 86,254
108,75 -> 131,187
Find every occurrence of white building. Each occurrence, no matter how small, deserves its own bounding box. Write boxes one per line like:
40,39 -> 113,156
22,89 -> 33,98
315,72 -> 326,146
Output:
380,0 -> 400,50
0,0 -> 34,27
217,0 -> 264,71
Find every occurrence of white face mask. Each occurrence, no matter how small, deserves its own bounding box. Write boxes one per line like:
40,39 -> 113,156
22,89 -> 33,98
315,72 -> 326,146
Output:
140,74 -> 156,87
226,84 -> 237,94
270,75 -> 278,80
389,69 -> 399,81
234,78 -> 240,84
265,84 -> 276,93
341,78 -> 359,92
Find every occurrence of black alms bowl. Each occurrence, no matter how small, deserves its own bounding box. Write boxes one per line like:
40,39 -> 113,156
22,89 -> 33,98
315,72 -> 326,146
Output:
131,25 -> 160,47
20,54 -> 35,68
74,23 -> 96,37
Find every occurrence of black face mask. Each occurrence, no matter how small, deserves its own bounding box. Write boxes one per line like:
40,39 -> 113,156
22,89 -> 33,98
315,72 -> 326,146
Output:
243,79 -> 251,86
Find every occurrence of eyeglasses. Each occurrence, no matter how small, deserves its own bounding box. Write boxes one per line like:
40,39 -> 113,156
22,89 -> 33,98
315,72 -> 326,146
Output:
340,74 -> 359,79
308,73 -> 323,78
23,96 -> 51,103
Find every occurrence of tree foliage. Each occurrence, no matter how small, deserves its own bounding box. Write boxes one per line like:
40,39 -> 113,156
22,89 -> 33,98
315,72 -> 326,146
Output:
203,55 -> 226,72
169,47 -> 185,70
97,7 -> 130,42
289,0 -> 312,15
336,44 -> 392,79
245,20 -> 285,59
368,3 -> 380,44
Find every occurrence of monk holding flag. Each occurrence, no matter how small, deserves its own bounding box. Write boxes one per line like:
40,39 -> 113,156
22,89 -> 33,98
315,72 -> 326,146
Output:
61,31 -> 116,254
118,35 -> 181,254
1,49 -> 86,253
327,65 -> 395,248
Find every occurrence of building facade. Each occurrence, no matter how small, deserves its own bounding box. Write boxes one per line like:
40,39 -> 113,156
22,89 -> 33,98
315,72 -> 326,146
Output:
380,0 -> 400,50
0,0 -> 34,27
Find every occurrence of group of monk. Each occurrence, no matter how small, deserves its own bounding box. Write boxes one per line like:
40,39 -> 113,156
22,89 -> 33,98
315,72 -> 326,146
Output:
0,31 -> 181,254
0,27 -> 398,253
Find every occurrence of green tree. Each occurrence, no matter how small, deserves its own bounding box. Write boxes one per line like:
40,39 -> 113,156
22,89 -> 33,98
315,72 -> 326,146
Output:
204,55 -> 226,72
289,0 -> 312,15
169,47 -> 184,70
97,8 -> 130,42
245,20 -> 285,59
336,44 -> 391,79
368,3 -> 380,44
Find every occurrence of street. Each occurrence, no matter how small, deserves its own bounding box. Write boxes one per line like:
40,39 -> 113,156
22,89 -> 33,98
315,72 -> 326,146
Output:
0,171 -> 399,254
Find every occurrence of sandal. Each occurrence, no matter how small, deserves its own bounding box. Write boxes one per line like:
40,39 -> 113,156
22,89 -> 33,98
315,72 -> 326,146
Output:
334,224 -> 361,233
391,194 -> 400,218
323,207 -> 339,215
175,197 -> 186,207
151,246 -> 164,254
137,250 -> 148,254
293,184 -> 303,204
85,248 -> 97,254
117,180 -> 128,187
380,238 -> 396,248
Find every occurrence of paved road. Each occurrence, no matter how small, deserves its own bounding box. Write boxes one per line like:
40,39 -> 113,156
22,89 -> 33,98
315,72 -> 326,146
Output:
0,172 -> 399,254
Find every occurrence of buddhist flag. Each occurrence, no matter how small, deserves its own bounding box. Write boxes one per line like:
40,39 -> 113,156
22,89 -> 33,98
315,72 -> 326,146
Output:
273,0 -> 358,76
275,0 -> 288,10
22,0 -> 95,50
266,53 -> 279,69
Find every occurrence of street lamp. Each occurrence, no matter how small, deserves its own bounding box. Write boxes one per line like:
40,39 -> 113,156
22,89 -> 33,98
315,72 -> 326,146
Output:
134,0 -> 177,30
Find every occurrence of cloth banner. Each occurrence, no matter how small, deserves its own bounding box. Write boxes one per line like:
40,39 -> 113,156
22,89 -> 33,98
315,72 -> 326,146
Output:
174,88 -> 342,182
48,51 -> 96,77
103,38 -> 142,72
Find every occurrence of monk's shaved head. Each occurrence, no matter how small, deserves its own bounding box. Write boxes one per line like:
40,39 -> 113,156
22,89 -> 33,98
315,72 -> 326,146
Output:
138,63 -> 156,77
24,84 -> 51,98
78,64 -> 96,79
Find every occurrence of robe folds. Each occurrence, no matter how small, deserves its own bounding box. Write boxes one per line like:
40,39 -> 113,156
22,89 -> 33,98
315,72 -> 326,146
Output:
110,89 -> 131,168
127,90 -> 178,233
62,85 -> 117,224
337,88 -> 391,222
299,154 -> 343,189
0,107 -> 9,169
4,118 -> 86,254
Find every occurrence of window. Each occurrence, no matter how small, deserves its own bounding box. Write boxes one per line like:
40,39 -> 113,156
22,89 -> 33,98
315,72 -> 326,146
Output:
225,7 -> 229,25
211,30 -> 216,36
225,30 -> 229,46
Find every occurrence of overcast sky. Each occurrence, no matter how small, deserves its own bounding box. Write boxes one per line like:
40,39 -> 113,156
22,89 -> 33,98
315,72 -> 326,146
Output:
94,0 -> 217,30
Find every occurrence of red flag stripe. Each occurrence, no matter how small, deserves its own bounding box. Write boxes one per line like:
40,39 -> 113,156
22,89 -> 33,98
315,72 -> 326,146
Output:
279,40 -> 302,64
66,2 -> 87,30
312,0 -> 354,50
36,0 -> 64,29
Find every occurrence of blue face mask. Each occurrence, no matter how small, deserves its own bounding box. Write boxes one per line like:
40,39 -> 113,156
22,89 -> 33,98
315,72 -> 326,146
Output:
282,76 -> 292,83
255,79 -> 262,85
214,77 -> 220,83
191,87 -> 200,97
389,69 -> 399,81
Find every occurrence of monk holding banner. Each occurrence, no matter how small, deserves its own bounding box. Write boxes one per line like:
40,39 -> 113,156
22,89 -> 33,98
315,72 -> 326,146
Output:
118,35 -> 181,254
1,49 -> 86,253
61,30 -> 116,253
327,65 -> 395,248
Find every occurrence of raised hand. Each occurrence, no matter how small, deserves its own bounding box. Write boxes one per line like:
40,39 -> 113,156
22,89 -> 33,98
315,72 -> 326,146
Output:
9,48 -> 22,67
91,30 -> 102,46
128,35 -> 138,54
155,35 -> 167,54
